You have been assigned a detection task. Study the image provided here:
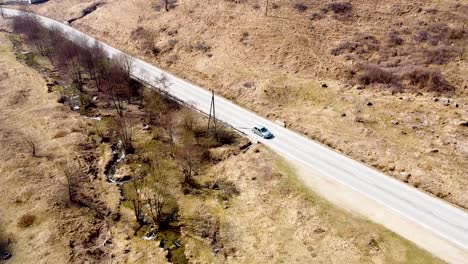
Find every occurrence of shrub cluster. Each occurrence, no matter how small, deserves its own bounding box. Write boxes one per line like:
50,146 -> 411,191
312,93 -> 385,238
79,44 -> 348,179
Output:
17,213 -> 36,228
414,22 -> 466,46
331,34 -> 380,56
293,3 -> 308,12
331,21 -> 463,93
325,2 -> 352,14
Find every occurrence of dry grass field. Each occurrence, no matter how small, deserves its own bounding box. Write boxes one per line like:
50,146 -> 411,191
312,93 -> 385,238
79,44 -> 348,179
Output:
15,0 -> 468,210
0,27 -> 443,263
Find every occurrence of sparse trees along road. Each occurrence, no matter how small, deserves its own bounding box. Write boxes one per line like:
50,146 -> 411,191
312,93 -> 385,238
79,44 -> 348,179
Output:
2,8 -> 468,263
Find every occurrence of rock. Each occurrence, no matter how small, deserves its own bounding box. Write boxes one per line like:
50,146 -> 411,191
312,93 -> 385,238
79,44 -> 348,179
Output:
275,120 -> 286,127
321,83 -> 328,88
313,227 -> 326,234
458,121 -> 468,127
239,140 -> 252,151
0,252 -> 12,261
354,85 -> 364,90
111,212 -> 121,221
428,149 -> 439,153
57,95 -> 68,104
399,172 -> 411,182
123,247 -> 130,253
439,98 -> 450,106
142,124 -> 150,130
367,102 -> 373,106
243,82 -> 253,88
390,120 -> 399,125
341,113 -> 346,117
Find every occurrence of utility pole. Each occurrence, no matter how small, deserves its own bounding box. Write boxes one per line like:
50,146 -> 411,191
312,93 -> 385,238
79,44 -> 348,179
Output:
207,89 -> 216,134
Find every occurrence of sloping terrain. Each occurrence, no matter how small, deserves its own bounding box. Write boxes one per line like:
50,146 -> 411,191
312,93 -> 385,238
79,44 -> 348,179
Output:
0,22 -> 443,263
18,0 -> 468,210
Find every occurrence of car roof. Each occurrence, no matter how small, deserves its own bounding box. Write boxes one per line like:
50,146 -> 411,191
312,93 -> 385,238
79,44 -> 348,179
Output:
255,125 -> 266,129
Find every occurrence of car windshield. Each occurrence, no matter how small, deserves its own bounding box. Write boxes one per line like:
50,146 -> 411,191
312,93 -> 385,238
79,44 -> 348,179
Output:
260,127 -> 268,133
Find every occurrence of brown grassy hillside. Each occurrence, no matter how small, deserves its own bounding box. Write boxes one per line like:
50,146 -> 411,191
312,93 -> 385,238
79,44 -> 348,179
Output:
0,28 -> 444,263
15,0 -> 468,209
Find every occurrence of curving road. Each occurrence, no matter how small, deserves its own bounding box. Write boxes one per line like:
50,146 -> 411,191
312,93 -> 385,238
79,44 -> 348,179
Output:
2,8 -> 468,263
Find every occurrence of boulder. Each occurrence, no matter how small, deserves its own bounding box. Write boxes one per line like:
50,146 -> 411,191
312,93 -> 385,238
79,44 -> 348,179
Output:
399,172 -> 411,182
439,98 -> 450,106
458,120 -> 468,127
275,120 -> 286,127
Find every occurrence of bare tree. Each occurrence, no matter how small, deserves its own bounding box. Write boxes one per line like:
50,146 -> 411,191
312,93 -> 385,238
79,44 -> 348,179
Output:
56,40 -> 86,92
161,112 -> 176,146
175,131 -> 199,188
102,57 -> 132,116
130,174 -> 145,223
80,40 -> 107,91
145,161 -> 178,227
144,90 -> 166,125
115,115 -> 134,152
22,131 -> 38,157
181,108 -> 195,132
11,13 -> 54,61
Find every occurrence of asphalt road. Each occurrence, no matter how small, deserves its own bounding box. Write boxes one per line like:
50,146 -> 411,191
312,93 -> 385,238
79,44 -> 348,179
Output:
2,8 -> 468,263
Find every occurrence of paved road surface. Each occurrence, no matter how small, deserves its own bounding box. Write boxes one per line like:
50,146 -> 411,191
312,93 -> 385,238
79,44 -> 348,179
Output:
2,8 -> 468,263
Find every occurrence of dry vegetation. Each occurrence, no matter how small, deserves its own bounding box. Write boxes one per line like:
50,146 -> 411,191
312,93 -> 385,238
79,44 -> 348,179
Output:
0,12 -> 443,263
11,0 -> 467,210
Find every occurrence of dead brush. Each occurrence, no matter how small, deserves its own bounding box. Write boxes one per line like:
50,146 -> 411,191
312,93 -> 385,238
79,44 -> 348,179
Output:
398,66 -> 454,93
421,46 -> 463,65
17,213 -> 36,228
356,64 -> 397,86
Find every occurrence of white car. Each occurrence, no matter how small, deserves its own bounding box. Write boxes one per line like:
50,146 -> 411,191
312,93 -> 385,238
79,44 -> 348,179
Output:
252,125 -> 273,139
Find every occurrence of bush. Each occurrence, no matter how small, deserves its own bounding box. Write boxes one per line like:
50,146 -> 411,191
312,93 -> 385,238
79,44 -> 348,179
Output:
387,31 -> 404,46
414,23 -> 466,45
331,35 -> 379,56
293,3 -> 308,12
326,2 -> 352,13
356,64 -> 397,85
422,46 -> 462,65
17,214 -> 36,228
214,126 -> 237,146
309,13 -> 324,21
399,66 -> 454,93
194,42 -> 211,53
215,179 -> 240,201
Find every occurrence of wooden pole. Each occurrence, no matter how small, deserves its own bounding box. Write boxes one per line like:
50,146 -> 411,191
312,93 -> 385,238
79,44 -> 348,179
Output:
207,90 -> 217,135
212,89 -> 216,133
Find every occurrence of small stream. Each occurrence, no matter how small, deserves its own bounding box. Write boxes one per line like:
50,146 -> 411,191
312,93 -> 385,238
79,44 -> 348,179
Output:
104,141 -> 130,185
143,228 -> 187,264
104,142 -> 187,264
